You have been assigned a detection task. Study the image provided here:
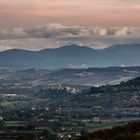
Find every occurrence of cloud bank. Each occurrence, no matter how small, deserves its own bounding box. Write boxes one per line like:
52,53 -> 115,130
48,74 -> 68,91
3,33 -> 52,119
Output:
0,23 -> 140,51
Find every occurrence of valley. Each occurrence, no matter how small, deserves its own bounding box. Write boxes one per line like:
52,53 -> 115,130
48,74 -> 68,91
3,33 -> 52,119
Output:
0,68 -> 140,139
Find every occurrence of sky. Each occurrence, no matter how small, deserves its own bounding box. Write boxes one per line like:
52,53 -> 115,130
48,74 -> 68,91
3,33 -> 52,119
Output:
0,0 -> 140,51
0,0 -> 140,28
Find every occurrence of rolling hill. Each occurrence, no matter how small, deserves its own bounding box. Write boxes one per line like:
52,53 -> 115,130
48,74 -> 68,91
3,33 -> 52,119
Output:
0,44 -> 140,69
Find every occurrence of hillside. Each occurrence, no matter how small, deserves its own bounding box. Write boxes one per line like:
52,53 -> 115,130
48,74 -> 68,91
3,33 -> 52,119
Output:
1,66 -> 140,86
86,77 -> 140,94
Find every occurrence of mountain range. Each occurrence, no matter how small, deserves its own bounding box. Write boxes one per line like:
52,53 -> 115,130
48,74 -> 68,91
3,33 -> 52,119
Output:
0,44 -> 140,69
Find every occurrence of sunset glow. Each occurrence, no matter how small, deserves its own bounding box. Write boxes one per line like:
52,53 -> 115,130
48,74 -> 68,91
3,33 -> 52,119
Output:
0,0 -> 140,28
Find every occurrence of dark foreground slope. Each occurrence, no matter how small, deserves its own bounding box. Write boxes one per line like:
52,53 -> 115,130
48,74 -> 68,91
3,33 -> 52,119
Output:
76,120 -> 140,140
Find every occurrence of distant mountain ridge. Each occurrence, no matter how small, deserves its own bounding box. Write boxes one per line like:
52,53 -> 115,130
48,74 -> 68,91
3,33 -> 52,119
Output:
0,44 -> 140,69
